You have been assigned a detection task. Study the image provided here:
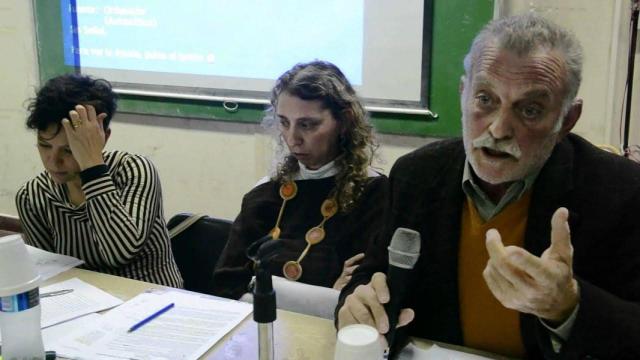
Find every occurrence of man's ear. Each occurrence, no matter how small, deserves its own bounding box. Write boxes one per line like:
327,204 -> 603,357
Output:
459,75 -> 466,95
558,99 -> 582,139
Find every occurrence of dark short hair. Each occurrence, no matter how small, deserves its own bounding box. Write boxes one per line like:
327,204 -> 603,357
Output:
26,73 -> 118,133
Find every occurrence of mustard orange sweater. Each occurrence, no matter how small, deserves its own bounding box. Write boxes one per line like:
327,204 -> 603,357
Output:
458,191 -> 532,358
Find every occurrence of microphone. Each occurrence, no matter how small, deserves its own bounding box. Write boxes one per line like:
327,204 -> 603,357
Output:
385,227 -> 421,351
246,235 -> 282,360
246,235 -> 282,324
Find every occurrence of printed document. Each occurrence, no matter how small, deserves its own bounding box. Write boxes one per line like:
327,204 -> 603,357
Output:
0,278 -> 122,344
53,290 -> 252,360
39,277 -> 123,328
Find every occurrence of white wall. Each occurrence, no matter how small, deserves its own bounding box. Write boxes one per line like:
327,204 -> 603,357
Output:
1,1 -> 638,221
0,1 -> 41,214
103,114 -> 427,219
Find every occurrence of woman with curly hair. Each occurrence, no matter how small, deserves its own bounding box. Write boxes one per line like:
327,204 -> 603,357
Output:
16,73 -> 182,287
212,60 -> 387,299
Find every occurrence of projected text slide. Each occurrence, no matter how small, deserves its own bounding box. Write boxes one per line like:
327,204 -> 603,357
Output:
62,0 -> 364,84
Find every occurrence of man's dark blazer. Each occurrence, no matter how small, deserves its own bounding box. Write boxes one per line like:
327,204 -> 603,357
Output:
338,133 -> 640,359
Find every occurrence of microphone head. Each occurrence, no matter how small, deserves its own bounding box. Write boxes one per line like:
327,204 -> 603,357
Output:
387,228 -> 421,269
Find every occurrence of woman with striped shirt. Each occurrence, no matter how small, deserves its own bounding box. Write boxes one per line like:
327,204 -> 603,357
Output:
16,74 -> 182,287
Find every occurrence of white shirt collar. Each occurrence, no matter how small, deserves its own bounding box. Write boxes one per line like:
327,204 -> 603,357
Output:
294,159 -> 340,180
254,160 -> 380,188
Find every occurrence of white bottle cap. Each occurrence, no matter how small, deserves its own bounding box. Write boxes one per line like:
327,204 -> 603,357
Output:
334,324 -> 384,360
0,235 -> 41,297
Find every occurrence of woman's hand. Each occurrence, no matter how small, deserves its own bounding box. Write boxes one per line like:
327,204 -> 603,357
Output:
61,105 -> 108,170
333,253 -> 366,290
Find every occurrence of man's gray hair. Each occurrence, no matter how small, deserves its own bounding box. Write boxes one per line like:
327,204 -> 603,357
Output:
463,13 -> 584,107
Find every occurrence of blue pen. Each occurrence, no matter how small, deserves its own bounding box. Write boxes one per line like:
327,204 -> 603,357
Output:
127,303 -> 175,333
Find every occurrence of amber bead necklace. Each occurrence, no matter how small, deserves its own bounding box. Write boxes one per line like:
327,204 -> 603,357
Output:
269,181 -> 338,281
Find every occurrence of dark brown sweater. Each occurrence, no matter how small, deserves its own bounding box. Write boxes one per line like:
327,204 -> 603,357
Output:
213,175 -> 388,300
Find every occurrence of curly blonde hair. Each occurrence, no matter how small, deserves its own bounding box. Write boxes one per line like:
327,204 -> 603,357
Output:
263,61 -> 378,212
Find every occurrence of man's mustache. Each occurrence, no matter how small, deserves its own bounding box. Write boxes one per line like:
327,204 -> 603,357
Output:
472,132 -> 522,159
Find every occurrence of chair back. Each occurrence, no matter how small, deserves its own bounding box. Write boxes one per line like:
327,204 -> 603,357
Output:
0,213 -> 22,238
167,213 -> 232,294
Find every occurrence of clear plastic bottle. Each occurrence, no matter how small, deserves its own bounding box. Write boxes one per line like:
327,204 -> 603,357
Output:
0,235 -> 45,360
0,288 -> 45,360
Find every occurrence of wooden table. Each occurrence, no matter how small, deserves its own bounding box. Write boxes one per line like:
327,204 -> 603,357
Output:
46,269 -> 511,359
46,269 -> 337,359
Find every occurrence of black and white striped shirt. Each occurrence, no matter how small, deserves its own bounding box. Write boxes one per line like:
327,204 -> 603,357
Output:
16,150 -> 183,287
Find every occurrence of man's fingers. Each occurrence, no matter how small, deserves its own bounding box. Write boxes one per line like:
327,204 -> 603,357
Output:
367,273 -> 391,332
337,305 -> 358,330
489,251 -> 537,289
486,229 -> 506,259
549,207 -> 572,264
397,308 -> 415,328
338,301 -> 402,335
339,273 -> 391,334
344,253 -> 365,267
352,282 -> 389,333
370,272 -> 390,304
487,228 -> 552,284
483,262 -> 516,300
505,248 -> 556,284
346,297 -> 378,329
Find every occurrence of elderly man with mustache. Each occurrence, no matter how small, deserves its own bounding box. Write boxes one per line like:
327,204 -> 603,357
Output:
336,14 -> 640,360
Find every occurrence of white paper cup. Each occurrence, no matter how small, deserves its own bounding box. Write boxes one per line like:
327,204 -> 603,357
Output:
0,235 -> 40,297
334,324 -> 385,360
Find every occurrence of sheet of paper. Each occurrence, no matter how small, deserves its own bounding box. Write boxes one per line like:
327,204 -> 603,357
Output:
398,343 -> 495,360
42,313 -> 102,349
54,290 -> 252,360
40,277 -> 123,328
0,278 -> 122,345
26,243 -> 84,280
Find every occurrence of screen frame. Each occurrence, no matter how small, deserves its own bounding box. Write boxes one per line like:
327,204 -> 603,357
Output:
34,0 -> 495,137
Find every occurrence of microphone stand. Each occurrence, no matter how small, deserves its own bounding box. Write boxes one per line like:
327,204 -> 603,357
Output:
247,236 -> 280,360
254,259 -> 276,360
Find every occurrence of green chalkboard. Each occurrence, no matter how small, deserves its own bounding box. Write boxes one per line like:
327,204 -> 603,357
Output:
34,0 -> 494,137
